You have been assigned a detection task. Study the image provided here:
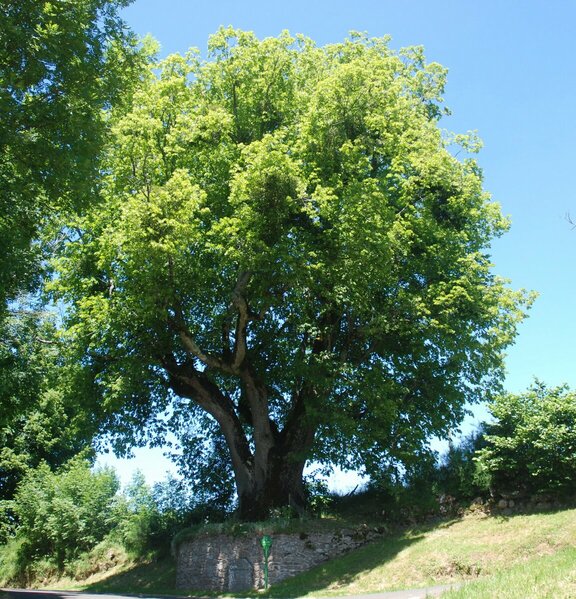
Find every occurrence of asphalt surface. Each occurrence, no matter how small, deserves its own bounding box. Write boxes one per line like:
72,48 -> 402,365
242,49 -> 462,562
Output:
0,585 -> 459,599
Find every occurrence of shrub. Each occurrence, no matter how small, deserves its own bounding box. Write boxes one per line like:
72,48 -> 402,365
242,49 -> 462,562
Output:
13,456 -> 119,570
0,499 -> 16,544
436,430 -> 490,501
113,471 -> 166,556
113,471 -> 205,556
477,383 -> 576,498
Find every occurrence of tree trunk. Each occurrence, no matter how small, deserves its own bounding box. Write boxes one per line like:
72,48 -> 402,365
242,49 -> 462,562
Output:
163,354 -> 318,521
236,450 -> 309,521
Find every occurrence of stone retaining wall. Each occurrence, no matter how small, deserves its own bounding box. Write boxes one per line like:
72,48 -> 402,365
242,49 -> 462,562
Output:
176,527 -> 383,592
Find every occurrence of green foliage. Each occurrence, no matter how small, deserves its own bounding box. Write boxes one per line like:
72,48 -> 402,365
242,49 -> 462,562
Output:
12,457 -> 119,571
435,430 -> 490,500
1,461 -> 198,585
304,473 -> 334,516
50,29 -> 530,510
477,383 -> 576,497
0,0 -> 144,530
0,305 -> 97,510
167,415 -> 236,513
0,0 -> 142,308
360,431 -> 490,517
113,471 -> 182,556
0,535 -> 27,586
113,472 -> 159,555
0,499 -> 16,542
113,471 -> 215,557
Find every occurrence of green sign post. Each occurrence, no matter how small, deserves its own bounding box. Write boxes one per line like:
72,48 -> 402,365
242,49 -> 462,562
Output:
260,534 -> 273,590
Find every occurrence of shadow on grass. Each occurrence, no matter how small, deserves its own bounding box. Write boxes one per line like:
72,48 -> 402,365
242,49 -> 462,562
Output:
81,556 -> 180,596
472,501 -> 576,525
260,532 -> 425,598
72,530 -> 424,598
77,519 -> 460,597
36,516 -> 469,598
78,507 -> 576,597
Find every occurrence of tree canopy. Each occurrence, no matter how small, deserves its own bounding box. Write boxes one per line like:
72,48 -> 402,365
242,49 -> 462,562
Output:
51,29 -> 530,520
0,0 -> 140,308
0,0 -> 145,510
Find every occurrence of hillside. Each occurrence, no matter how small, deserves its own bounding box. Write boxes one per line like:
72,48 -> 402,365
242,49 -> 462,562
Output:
28,505 -> 576,598
267,507 -> 576,598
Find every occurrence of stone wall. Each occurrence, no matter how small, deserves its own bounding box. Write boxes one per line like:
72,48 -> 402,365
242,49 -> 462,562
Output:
176,526 -> 383,592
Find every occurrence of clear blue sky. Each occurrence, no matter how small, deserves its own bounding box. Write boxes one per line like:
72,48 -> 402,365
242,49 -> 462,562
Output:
98,0 -> 576,486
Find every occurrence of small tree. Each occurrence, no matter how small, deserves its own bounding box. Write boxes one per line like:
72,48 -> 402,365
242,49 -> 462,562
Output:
477,383 -> 576,498
0,308 -> 97,504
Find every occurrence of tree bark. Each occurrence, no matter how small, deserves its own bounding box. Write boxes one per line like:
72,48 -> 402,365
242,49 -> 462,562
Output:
234,380 -> 317,520
236,451 -> 309,521
160,272 -> 328,521
162,352 -> 318,521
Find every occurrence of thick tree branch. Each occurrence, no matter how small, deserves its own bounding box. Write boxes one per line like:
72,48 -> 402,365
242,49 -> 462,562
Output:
167,306 -> 234,376
228,271 -> 277,469
165,256 -> 233,373
280,382 -> 317,460
160,355 -> 233,423
160,354 -> 254,487
177,328 -> 234,373
231,270 -> 253,371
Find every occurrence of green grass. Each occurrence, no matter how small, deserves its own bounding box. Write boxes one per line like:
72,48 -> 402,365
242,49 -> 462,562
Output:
41,554 -> 178,596
82,556 -> 178,595
442,546 -> 576,599
10,506 -> 576,597
261,508 -> 576,597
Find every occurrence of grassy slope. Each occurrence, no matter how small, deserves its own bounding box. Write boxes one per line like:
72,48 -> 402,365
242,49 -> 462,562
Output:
45,556 -> 178,596
442,546 -> 576,599
31,507 -> 576,597
266,508 -> 576,597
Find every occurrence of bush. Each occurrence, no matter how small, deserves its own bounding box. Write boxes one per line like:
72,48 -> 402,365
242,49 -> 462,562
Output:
0,499 -> 16,543
0,536 -> 27,586
436,430 -> 490,501
477,383 -> 576,498
113,471 -> 159,556
113,471 -> 205,556
12,456 -> 119,570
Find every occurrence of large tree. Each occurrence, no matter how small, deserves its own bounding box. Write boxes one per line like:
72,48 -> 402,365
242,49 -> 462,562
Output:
52,29 -> 530,520
0,0 -> 143,483
0,0 -> 140,309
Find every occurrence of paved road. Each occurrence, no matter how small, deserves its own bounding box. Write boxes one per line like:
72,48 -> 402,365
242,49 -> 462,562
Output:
1,584 -> 459,599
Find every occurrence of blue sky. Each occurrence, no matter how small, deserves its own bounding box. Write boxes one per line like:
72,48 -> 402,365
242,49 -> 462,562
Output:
98,0 -> 576,486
